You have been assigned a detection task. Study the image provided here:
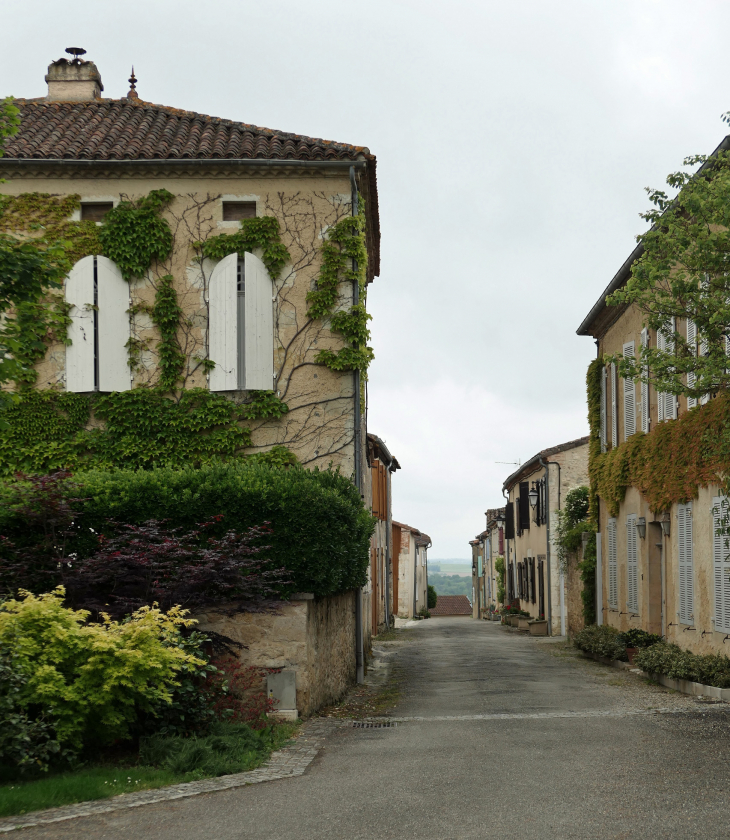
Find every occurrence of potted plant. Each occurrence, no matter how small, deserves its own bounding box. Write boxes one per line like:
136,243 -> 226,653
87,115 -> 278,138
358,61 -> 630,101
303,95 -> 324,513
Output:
517,611 -> 531,630
620,629 -> 662,665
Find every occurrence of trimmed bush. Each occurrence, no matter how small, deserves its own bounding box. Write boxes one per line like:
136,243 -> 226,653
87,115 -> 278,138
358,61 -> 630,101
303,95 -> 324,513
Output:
0,462 -> 375,599
635,642 -> 730,688
573,624 -> 628,661
620,628 -> 662,649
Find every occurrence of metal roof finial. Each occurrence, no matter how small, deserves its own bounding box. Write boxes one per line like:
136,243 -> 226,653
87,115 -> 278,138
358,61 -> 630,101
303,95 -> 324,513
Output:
127,66 -> 139,100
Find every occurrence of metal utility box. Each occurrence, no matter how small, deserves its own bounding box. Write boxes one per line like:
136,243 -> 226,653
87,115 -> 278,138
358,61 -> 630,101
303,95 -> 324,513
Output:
267,670 -> 297,719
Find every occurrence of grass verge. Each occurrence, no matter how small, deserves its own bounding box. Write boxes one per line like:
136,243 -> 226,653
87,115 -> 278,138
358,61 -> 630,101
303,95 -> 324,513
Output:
0,721 -> 297,819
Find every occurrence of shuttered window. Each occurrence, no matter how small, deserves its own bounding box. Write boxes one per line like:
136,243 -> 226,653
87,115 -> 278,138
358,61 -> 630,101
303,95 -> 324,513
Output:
519,481 -> 530,532
640,329 -> 650,433
65,255 -> 130,393
687,319 -> 697,409
678,502 -> 694,625
713,497 -> 730,633
600,366 -> 607,452
530,557 -> 536,604
209,251 -> 273,391
657,319 -> 677,421
626,514 -> 638,613
611,362 -> 618,448
607,518 -> 618,609
505,502 -> 515,540
623,341 -> 636,439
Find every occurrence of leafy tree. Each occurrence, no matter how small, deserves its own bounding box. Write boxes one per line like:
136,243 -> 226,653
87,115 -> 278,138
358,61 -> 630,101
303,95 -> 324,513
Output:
427,584 -> 437,609
609,114 -> 730,399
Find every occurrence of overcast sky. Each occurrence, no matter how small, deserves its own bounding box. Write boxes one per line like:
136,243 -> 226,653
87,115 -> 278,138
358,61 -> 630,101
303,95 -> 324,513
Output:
4,0 -> 730,557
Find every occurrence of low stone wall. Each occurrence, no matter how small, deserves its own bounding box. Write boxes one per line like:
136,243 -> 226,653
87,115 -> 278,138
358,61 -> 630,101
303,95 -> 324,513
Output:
194,590 -> 356,717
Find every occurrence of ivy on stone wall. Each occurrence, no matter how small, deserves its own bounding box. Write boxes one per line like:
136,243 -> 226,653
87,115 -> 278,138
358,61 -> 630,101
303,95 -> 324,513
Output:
586,359 -> 730,516
150,275 -> 186,392
200,217 -> 290,280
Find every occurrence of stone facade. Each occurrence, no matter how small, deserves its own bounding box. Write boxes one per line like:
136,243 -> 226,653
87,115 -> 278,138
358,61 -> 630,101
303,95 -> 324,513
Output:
194,591 -> 356,716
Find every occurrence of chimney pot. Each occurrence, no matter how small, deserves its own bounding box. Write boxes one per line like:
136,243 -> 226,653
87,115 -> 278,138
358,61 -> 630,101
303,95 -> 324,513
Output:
45,52 -> 103,101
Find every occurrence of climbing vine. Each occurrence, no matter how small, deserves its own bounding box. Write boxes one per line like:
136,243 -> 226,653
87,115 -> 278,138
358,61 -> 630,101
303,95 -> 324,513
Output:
587,360 -> 730,517
200,216 -> 290,280
150,275 -> 185,391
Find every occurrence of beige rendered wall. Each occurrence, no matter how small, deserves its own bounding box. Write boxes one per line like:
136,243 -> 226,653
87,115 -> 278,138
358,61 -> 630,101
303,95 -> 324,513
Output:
194,590 -> 356,717
0,172 -> 360,475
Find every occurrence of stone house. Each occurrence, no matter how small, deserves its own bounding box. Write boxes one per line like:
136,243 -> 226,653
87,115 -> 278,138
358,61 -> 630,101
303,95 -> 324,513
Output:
470,508 -> 505,618
0,50 -> 384,711
367,433 -> 400,636
577,151 -> 730,653
502,437 -> 589,635
393,521 -> 431,618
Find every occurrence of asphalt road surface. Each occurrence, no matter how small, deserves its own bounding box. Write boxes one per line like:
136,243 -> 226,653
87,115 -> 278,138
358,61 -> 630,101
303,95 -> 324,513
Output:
19,618 -> 730,840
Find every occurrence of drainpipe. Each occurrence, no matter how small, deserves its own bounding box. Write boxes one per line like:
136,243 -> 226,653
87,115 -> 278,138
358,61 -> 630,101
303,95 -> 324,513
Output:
385,466 -> 392,629
538,456 -> 561,636
350,165 -> 364,683
594,338 -> 603,627
502,487 -> 513,602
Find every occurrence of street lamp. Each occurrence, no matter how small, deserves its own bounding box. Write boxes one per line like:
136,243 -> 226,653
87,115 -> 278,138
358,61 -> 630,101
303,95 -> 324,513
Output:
660,514 -> 671,538
636,517 -> 646,539
528,485 -> 539,509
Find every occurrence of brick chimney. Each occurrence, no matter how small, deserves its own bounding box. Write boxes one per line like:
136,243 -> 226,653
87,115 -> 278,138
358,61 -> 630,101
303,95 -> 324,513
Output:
45,48 -> 103,101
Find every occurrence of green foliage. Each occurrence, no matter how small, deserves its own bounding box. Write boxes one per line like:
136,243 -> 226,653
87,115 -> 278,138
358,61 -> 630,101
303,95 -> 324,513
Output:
578,532 -> 597,625
200,216 -> 290,280
427,584 -> 437,609
0,97 -> 20,160
620,628 -> 662,649
586,358 -> 602,524
573,624 -> 628,661
240,390 -> 289,421
98,190 -> 174,280
314,345 -> 375,374
607,143 -> 730,399
635,641 -> 730,688
245,445 -> 298,467
555,487 -> 594,615
428,573 -> 472,597
0,589 -> 203,754
0,461 -> 375,597
494,555 -> 506,604
150,275 -> 185,391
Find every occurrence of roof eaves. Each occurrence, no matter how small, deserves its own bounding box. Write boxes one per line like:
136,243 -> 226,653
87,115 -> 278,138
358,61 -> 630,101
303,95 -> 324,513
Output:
502,436 -> 590,492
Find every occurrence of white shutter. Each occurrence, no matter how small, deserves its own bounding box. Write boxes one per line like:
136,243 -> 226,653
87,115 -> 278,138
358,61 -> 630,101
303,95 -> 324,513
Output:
608,518 -> 618,609
713,497 -> 730,633
243,252 -> 274,390
208,253 -> 238,391
600,366 -> 607,453
611,362 -> 618,448
97,256 -> 130,392
626,514 -> 638,613
656,329 -> 666,422
687,319 -> 697,409
623,341 -> 636,439
700,333 -> 710,405
665,317 -> 677,420
65,255 -> 95,393
678,502 -> 694,624
640,328 -> 650,433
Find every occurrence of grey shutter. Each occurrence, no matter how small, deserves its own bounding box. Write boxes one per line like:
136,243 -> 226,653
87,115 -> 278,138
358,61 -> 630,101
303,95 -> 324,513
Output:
243,251 -> 274,390
640,328 -> 650,433
626,514 -> 638,613
665,317 -> 677,420
208,253 -> 238,391
713,497 -> 730,633
678,503 -> 694,624
611,362 -> 618,448
687,319 -> 697,409
97,256 -> 130,392
600,366 -> 607,452
656,329 -> 666,421
623,341 -> 636,439
65,255 -> 96,392
608,518 -> 618,609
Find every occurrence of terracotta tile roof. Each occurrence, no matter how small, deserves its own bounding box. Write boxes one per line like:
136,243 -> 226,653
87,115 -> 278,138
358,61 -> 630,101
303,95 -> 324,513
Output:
430,595 -> 472,617
5,99 -> 370,162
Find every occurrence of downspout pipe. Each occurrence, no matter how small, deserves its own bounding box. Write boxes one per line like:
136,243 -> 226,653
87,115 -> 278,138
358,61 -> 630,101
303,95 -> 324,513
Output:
538,455 -> 562,636
350,165 -> 364,683
502,487 -> 512,602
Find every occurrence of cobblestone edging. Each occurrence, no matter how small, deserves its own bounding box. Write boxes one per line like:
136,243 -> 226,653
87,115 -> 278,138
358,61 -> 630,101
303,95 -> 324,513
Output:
0,718 -> 340,834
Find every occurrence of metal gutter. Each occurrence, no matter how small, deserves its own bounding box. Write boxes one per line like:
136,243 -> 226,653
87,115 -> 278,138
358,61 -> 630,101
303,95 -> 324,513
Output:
0,158 -> 368,172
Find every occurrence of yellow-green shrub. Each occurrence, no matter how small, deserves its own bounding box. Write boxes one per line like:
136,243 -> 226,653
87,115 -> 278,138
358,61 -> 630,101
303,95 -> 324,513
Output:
0,589 -> 203,752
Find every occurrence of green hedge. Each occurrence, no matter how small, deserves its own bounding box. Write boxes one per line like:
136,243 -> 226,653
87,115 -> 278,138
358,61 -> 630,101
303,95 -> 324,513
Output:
0,462 -> 375,599
573,624 -> 628,661
635,642 -> 730,688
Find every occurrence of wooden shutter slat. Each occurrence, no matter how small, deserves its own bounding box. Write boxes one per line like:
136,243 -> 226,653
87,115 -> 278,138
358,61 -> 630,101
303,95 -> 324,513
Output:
97,256 -> 130,392
65,255 -> 96,393
640,329 -> 650,433
611,362 -> 618,448
623,341 -> 636,439
244,251 -> 274,390
209,253 -> 238,391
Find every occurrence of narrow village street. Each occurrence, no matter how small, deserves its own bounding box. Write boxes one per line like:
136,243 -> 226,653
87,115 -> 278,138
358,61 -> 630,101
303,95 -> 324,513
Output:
17,619 -> 730,840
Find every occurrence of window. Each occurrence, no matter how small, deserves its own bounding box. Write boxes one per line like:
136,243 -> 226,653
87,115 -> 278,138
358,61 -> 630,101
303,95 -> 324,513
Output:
65,255 -> 130,393
518,481 -> 530,532
623,342 -> 636,439
657,319 -> 677,421
222,201 -> 256,221
607,518 -> 617,609
208,251 -> 274,391
611,362 -> 618,448
600,365 -> 607,452
678,502 -> 694,624
713,497 -> 730,633
80,202 -> 114,222
640,329 -> 650,433
687,319 -> 697,409
626,514 -> 638,613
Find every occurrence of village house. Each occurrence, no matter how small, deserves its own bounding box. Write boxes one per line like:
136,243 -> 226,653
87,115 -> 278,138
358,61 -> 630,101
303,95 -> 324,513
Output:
502,437 -> 589,635
577,135 -> 730,654
393,521 -> 431,618
0,49 -> 385,711
470,508 -> 505,618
